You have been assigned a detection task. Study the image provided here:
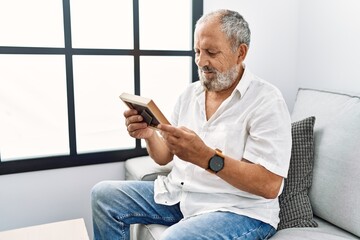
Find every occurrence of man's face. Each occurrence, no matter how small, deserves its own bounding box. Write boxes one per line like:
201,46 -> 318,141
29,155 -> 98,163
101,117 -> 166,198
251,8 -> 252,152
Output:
194,18 -> 240,92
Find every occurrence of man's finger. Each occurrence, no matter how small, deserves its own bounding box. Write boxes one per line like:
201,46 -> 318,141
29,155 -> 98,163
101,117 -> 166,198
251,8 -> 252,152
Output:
158,124 -> 180,137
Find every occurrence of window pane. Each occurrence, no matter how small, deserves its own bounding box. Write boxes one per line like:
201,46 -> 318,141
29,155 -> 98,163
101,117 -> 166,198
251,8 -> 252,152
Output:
140,56 -> 192,146
70,0 -> 133,49
0,0 -> 64,47
73,56 -> 134,154
0,55 -> 69,161
139,0 -> 192,50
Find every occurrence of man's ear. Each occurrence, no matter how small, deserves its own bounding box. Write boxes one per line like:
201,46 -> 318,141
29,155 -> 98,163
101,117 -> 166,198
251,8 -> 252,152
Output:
237,44 -> 248,64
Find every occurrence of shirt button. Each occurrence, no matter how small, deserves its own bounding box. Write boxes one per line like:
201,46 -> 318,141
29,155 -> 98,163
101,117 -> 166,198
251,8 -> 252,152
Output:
181,182 -> 184,185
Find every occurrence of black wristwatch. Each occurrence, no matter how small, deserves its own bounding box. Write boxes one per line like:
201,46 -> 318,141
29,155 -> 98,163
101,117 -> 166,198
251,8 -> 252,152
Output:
208,149 -> 225,173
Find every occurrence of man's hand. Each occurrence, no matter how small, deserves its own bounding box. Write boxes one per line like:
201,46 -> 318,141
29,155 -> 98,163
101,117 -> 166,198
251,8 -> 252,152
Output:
124,109 -> 154,139
158,124 -> 213,169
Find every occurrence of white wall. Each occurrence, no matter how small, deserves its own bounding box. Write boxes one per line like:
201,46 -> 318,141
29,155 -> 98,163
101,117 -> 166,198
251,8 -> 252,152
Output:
297,0 -> 360,94
0,162 -> 125,238
204,0 -> 300,110
205,0 -> 360,110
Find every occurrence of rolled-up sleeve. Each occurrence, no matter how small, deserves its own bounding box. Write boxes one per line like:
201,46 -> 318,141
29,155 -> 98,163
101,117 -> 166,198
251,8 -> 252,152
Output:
243,98 -> 292,177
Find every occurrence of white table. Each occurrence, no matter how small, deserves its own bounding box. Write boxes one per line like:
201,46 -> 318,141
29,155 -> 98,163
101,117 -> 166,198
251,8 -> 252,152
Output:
0,218 -> 89,240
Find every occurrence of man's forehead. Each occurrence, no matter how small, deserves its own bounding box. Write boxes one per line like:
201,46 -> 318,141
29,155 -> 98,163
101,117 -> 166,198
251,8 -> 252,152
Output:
194,22 -> 230,48
195,20 -> 221,40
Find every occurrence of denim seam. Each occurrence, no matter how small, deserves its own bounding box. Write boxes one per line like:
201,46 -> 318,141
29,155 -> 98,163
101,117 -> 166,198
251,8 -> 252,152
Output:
117,213 -> 178,223
235,226 -> 258,240
235,223 -> 273,240
117,220 -> 127,239
259,224 -> 275,239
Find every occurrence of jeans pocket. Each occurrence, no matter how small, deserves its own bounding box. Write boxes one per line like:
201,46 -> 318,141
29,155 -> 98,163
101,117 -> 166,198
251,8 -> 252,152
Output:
258,223 -> 276,240
234,222 -> 276,240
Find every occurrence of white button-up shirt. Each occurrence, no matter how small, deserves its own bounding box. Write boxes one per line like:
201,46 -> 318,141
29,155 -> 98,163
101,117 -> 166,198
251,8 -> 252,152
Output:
154,67 -> 292,228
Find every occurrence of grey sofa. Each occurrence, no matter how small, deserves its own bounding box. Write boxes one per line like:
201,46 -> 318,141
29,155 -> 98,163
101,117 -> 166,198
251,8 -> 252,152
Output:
125,88 -> 360,240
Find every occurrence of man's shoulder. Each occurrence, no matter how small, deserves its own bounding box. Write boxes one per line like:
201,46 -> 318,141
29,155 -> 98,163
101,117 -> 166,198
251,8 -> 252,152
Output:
239,67 -> 283,100
247,74 -> 285,101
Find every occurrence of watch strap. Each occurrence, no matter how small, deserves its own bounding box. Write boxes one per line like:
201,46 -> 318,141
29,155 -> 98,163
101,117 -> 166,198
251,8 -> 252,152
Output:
215,148 -> 224,158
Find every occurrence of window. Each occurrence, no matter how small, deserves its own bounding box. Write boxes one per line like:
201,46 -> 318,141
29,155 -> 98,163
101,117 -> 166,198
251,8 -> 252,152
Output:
0,0 -> 203,175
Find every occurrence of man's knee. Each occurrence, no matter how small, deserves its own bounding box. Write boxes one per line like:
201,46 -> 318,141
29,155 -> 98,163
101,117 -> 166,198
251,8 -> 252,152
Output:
91,181 -> 109,201
91,181 -> 124,209
91,181 -> 106,211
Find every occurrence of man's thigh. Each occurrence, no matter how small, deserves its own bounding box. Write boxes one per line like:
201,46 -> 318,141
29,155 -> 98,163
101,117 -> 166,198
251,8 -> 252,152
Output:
92,180 -> 183,226
160,211 -> 276,240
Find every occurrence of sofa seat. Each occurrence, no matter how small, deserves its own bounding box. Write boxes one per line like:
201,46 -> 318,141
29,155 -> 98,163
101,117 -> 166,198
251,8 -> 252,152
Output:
130,217 -> 359,240
272,218 -> 359,240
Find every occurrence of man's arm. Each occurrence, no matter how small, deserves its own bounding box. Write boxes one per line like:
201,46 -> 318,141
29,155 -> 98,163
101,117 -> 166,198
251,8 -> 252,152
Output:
158,124 -> 283,199
145,132 -> 174,166
216,157 -> 283,199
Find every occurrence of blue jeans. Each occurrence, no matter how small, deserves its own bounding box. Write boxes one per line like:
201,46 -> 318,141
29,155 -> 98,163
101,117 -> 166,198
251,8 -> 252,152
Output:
91,180 -> 276,240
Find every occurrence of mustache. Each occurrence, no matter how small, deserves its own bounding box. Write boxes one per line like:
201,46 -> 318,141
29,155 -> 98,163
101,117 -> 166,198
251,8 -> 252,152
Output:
199,66 -> 216,73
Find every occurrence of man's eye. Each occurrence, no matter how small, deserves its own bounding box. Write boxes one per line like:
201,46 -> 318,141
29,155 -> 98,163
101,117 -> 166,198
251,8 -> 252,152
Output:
208,51 -> 217,56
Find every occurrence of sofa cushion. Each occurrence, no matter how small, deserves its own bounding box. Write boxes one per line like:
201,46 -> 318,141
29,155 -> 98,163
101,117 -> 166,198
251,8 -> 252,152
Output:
272,217 -> 360,240
291,88 -> 360,237
131,217 -> 360,240
278,116 -> 317,230
125,156 -> 173,181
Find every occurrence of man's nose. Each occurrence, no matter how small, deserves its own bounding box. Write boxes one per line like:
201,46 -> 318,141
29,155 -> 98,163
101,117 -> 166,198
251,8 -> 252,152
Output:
195,52 -> 209,68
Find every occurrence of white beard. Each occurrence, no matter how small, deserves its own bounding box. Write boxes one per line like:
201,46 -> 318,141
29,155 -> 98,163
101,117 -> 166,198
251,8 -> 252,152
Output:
198,65 -> 239,91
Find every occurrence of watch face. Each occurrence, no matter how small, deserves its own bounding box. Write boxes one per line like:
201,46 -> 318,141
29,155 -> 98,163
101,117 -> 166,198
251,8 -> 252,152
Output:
209,155 -> 224,172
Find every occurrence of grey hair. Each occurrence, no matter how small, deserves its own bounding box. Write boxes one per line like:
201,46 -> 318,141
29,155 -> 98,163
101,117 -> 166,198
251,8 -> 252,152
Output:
196,9 -> 251,52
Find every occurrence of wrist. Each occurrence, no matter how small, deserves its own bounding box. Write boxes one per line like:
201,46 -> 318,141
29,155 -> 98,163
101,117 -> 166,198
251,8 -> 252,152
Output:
200,147 -> 216,169
207,148 -> 225,173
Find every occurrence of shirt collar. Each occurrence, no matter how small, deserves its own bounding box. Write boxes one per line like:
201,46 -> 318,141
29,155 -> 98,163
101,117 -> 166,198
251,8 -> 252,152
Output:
234,64 -> 252,99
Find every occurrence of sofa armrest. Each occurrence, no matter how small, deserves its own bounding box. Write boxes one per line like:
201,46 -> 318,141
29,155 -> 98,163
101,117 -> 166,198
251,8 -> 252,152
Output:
125,156 -> 173,181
